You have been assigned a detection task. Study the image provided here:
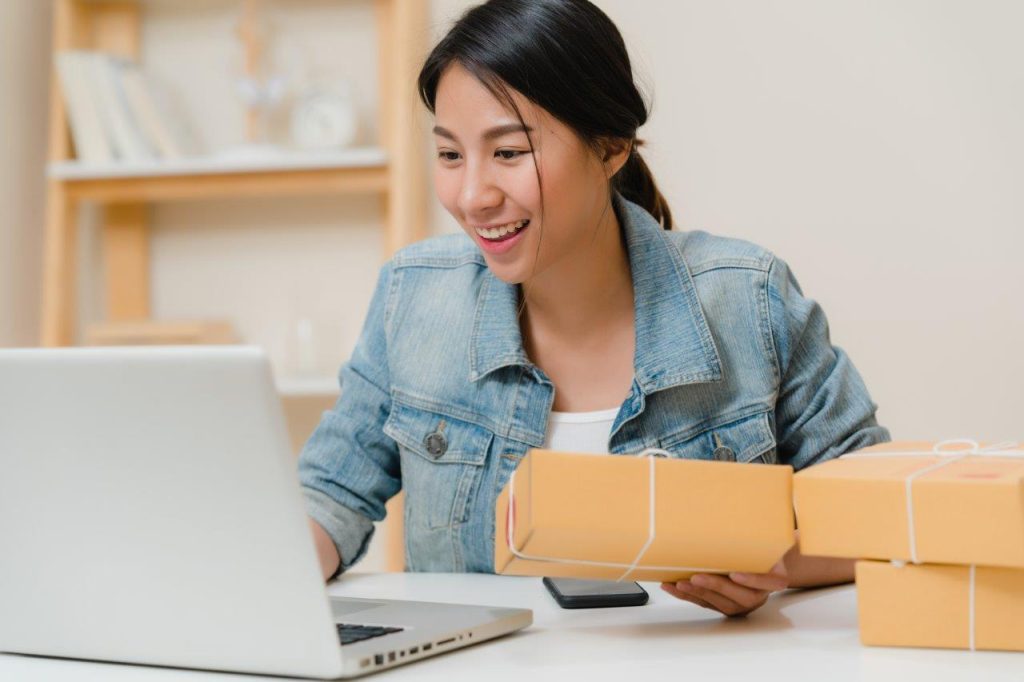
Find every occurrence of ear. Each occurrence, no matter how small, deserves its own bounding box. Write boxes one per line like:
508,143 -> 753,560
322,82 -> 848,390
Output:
600,138 -> 632,179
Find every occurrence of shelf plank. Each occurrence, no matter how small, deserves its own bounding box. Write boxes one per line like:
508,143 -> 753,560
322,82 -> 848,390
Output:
48,147 -> 389,180
48,149 -> 390,202
102,202 -> 149,320
58,165 -> 390,202
84,319 -> 240,346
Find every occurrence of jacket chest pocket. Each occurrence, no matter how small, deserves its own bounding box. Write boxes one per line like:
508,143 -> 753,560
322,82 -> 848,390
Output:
660,411 -> 778,464
383,401 -> 493,530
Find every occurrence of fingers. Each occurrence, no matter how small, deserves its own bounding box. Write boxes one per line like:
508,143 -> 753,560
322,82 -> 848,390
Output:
662,580 -> 754,617
729,571 -> 788,592
679,577 -> 753,614
660,582 -> 717,612
661,568 -> 785,617
730,559 -> 789,592
662,574 -> 773,617
690,573 -> 769,609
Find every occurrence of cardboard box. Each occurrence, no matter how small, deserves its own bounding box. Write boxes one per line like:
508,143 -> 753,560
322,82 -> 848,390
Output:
793,441 -> 1024,568
857,560 -> 1024,652
494,449 -> 795,583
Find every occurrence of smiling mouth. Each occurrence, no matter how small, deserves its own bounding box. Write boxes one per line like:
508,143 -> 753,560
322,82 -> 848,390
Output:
474,219 -> 530,242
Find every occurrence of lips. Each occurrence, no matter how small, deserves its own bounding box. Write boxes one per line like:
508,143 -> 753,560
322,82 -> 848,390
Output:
483,221 -> 529,242
473,219 -> 531,255
474,219 -> 530,241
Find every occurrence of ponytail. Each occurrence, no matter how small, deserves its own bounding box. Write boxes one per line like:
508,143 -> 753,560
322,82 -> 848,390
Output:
612,141 -> 673,231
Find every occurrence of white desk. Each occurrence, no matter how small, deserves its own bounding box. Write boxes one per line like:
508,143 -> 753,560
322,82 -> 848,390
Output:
1,573 -> 1019,681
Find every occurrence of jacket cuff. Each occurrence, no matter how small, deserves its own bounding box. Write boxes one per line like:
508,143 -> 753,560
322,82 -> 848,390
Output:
302,486 -> 376,577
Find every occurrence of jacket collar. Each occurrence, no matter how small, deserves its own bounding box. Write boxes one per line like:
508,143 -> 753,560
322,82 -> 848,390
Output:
468,193 -> 722,394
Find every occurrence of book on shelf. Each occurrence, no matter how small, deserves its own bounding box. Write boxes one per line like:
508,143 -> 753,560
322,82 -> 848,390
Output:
55,50 -> 191,165
91,53 -> 155,162
119,65 -> 185,159
55,51 -> 111,163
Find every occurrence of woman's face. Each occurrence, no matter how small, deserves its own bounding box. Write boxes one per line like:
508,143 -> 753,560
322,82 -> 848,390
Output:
432,63 -> 625,285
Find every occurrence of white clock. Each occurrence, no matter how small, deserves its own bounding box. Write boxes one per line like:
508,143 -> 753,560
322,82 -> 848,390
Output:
290,83 -> 359,150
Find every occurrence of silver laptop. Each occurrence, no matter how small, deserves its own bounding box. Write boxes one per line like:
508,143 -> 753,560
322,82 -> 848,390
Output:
0,346 -> 531,678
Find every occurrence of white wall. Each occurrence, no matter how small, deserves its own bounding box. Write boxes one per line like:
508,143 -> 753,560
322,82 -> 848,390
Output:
434,0 -> 1024,440
2,1 -> 1022,439
601,0 -> 1024,441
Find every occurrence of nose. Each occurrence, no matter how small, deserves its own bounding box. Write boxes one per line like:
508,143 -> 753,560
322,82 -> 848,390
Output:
458,161 -> 503,218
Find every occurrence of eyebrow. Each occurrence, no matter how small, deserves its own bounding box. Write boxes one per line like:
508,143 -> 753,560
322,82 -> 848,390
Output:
432,123 -> 533,142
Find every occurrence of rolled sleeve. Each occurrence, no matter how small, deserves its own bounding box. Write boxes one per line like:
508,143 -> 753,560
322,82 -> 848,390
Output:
302,487 -> 376,573
767,256 -> 891,470
297,262 -> 402,573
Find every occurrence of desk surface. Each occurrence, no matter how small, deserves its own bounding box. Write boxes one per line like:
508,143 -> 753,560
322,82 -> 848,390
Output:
1,573 -> 1019,681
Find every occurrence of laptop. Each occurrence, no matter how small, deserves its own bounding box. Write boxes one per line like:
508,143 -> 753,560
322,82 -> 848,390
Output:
0,346 -> 531,678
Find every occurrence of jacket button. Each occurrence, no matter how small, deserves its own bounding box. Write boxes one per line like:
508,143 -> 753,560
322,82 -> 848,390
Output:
424,432 -> 448,458
713,445 -> 735,461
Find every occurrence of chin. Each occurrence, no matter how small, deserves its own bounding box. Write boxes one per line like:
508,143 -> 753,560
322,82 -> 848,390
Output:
482,258 -> 529,285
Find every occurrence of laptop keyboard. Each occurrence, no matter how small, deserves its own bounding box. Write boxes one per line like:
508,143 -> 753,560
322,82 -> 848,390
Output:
336,623 -> 405,646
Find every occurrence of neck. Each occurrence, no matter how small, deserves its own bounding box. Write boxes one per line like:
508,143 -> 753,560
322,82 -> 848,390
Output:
520,198 -> 634,338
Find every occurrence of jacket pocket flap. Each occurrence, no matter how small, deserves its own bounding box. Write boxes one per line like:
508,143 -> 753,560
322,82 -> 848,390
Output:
384,401 -> 492,466
661,411 -> 777,463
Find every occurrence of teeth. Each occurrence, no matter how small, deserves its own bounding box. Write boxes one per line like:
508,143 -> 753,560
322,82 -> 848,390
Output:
476,219 -> 528,240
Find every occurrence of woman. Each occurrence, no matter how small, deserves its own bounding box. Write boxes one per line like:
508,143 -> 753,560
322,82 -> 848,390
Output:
299,0 -> 890,617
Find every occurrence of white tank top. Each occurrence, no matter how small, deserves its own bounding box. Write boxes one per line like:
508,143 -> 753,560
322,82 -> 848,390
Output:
541,406 -> 619,455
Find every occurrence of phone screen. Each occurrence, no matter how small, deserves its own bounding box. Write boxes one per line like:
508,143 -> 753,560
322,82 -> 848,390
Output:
547,578 -> 646,597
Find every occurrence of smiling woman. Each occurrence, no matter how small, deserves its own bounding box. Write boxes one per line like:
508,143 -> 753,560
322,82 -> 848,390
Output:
298,0 -> 890,618
419,0 -> 669,290
427,63 -> 628,279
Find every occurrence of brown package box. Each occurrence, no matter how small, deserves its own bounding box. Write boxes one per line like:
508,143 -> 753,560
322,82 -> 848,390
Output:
793,440 -> 1024,568
494,449 -> 795,583
857,560 -> 1024,652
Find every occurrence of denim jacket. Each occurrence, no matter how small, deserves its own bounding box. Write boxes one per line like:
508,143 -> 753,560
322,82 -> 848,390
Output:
298,194 -> 890,574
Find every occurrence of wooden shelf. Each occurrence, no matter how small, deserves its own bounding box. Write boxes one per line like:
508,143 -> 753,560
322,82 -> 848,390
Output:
62,166 -> 389,203
42,0 -> 429,347
42,0 -> 425,574
48,147 -> 388,180
48,149 -> 389,202
85,318 -> 240,345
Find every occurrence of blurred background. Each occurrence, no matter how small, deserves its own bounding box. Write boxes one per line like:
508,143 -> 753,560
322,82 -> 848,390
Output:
2,0 -> 1022,570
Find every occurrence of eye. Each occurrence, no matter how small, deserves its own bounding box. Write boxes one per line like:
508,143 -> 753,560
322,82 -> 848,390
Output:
437,150 -> 461,162
496,149 -> 525,160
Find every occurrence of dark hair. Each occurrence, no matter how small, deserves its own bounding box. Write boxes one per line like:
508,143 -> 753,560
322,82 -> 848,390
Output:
417,0 -> 673,230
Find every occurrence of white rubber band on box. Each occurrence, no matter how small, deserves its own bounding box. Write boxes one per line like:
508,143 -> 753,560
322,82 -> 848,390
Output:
969,564 -> 977,652
504,448 -> 731,581
890,559 -> 977,651
901,454 -> 967,563
615,449 -> 671,581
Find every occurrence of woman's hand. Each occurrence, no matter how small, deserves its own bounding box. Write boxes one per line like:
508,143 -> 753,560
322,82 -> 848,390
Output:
660,560 -> 789,617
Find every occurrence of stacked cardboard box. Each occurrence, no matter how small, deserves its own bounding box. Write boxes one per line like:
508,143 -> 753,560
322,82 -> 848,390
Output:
794,440 -> 1024,652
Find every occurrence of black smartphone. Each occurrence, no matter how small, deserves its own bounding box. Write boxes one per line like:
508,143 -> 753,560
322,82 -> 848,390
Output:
542,577 -> 649,609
